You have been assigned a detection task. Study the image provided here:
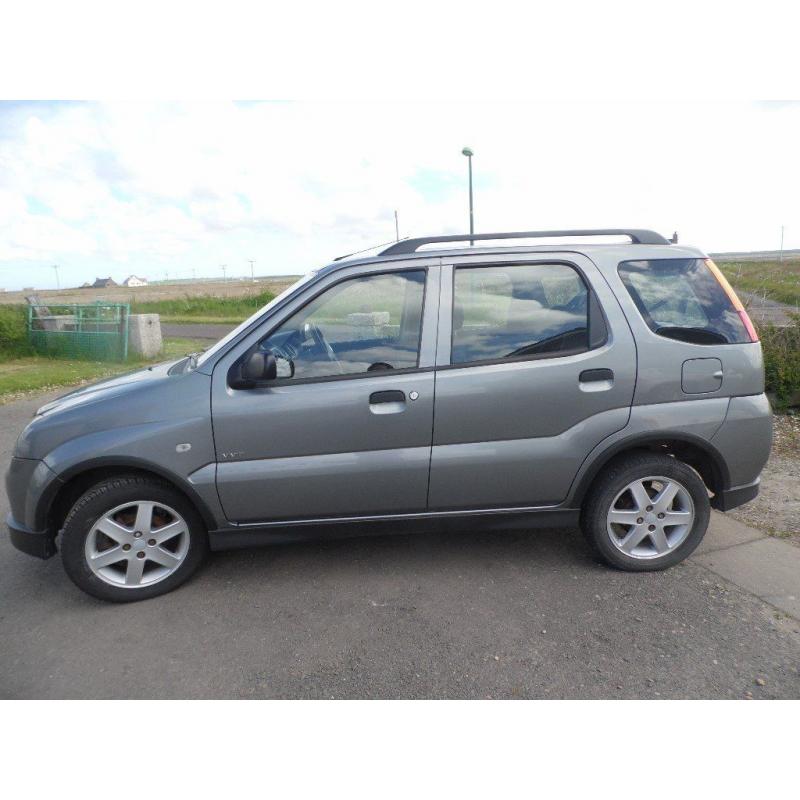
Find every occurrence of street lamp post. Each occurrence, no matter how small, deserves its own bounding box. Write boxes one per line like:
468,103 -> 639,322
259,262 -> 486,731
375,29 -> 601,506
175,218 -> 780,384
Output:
462,147 -> 474,245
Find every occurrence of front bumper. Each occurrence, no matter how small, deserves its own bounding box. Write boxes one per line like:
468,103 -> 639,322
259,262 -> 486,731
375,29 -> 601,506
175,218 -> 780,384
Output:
7,513 -> 56,559
712,478 -> 760,512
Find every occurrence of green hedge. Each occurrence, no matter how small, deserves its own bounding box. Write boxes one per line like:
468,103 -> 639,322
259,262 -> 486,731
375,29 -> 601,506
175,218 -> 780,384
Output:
0,305 -> 32,358
761,315 -> 800,408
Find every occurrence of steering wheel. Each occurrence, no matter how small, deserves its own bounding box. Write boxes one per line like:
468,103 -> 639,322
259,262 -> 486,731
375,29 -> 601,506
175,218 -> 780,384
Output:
303,322 -> 344,374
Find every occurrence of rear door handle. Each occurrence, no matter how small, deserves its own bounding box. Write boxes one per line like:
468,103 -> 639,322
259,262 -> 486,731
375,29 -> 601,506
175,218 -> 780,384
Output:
579,368 -> 614,383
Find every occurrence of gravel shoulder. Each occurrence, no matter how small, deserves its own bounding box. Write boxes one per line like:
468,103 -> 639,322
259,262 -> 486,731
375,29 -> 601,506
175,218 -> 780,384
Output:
729,413 -> 800,545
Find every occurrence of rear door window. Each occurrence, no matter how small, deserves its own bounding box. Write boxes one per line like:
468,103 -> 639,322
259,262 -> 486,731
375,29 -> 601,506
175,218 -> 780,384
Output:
451,263 -> 589,365
618,259 -> 749,345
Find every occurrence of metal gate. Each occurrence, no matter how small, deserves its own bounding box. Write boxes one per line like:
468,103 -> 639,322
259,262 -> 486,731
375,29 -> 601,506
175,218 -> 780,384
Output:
27,302 -> 130,361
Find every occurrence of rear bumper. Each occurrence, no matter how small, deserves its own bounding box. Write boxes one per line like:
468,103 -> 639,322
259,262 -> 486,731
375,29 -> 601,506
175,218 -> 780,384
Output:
6,513 -> 56,559
712,478 -> 760,512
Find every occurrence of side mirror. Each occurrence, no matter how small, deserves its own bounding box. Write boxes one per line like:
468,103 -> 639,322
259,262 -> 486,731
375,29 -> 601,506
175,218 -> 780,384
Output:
241,351 -> 277,383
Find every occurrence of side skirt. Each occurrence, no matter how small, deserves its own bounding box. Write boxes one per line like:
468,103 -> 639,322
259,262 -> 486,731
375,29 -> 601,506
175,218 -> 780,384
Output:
207,507 -> 580,551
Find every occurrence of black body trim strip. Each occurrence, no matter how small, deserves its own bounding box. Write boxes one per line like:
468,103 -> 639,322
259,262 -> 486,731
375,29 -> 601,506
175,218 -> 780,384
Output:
208,507 -> 580,550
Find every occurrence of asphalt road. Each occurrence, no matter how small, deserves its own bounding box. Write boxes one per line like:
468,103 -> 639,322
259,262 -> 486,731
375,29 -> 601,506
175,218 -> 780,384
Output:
2,391 -> 799,699
162,322 -> 234,340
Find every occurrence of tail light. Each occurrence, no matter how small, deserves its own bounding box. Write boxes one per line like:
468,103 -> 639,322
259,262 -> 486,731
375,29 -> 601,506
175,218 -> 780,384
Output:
704,258 -> 759,342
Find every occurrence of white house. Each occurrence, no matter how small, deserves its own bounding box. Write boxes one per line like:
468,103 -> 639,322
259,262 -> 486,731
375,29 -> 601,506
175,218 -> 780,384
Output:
123,275 -> 148,287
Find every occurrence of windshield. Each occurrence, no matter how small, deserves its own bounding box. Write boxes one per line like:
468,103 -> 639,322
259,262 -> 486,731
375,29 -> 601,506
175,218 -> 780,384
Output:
194,273 -> 317,367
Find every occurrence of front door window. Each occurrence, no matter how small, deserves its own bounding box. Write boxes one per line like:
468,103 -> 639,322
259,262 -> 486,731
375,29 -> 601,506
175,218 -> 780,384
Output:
259,270 -> 426,380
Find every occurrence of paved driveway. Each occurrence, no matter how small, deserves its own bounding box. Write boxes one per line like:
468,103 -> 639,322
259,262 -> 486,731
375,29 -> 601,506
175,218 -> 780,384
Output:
1,391 -> 799,699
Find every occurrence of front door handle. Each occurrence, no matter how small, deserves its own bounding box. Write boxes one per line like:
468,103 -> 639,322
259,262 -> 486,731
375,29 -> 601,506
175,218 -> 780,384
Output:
368,390 -> 407,415
369,390 -> 406,404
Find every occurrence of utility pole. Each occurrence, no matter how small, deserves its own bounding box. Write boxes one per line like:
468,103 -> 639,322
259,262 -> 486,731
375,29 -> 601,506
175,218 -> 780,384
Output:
52,264 -> 60,289
462,147 -> 475,245
779,225 -> 785,262
248,259 -> 255,281
394,210 -> 400,242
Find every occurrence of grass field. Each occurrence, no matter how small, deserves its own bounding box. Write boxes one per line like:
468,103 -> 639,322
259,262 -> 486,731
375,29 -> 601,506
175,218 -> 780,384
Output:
130,289 -> 276,324
717,259 -> 800,308
0,337 -> 208,402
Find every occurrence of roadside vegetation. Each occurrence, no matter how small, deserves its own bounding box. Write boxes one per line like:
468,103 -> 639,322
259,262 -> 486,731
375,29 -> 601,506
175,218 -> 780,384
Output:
0,298 -> 220,401
718,259 -> 800,308
713,259 -> 800,408
0,336 -> 208,402
760,317 -> 800,408
130,289 -> 276,324
0,305 -> 32,358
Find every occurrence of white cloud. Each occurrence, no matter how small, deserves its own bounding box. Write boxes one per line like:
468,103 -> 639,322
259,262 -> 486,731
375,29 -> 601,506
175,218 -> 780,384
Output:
0,100 -> 799,290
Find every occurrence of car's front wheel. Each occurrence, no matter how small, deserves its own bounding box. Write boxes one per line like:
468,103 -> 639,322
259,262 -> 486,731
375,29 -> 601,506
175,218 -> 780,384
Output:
581,452 -> 710,571
60,475 -> 208,602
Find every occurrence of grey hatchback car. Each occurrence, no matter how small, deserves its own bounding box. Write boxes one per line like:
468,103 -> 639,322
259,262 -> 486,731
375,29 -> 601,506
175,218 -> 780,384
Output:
6,229 -> 773,601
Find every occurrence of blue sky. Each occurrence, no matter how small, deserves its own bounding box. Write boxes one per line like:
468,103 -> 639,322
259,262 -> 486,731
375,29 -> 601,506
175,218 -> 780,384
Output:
1,101 -> 798,291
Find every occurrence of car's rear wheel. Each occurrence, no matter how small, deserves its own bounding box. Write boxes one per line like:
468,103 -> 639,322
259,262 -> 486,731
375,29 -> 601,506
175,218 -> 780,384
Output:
581,453 -> 710,571
60,475 -> 208,602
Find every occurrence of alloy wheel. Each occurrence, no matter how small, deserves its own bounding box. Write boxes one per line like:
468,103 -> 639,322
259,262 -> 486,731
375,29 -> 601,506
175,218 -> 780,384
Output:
606,475 -> 695,559
84,500 -> 190,588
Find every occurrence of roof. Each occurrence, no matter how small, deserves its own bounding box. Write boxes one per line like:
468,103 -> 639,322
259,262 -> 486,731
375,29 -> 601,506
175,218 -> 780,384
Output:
318,230 -> 706,279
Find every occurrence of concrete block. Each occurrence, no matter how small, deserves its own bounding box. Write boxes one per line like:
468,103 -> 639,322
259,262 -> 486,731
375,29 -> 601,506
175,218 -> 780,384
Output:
347,312 -> 390,327
128,313 -> 163,359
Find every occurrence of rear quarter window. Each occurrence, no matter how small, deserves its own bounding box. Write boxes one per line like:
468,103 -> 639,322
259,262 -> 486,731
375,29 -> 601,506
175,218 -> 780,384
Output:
618,258 -> 749,345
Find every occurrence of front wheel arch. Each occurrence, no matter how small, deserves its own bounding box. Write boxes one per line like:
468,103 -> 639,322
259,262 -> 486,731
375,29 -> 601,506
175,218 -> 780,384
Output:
60,473 -> 209,601
45,461 -> 217,541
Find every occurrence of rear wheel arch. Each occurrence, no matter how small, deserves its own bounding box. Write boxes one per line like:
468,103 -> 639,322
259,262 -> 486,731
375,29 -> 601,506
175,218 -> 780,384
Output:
571,432 -> 729,509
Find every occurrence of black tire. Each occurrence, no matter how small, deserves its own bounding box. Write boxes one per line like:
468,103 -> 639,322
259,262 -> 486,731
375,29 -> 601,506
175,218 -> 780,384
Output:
60,475 -> 208,602
581,452 -> 710,571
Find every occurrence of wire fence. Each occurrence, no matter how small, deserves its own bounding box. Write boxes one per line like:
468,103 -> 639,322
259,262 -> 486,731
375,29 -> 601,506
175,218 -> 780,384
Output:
27,302 -> 130,361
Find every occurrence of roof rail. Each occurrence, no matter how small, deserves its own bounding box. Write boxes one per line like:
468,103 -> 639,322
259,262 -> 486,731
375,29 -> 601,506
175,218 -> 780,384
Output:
378,229 -> 670,256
